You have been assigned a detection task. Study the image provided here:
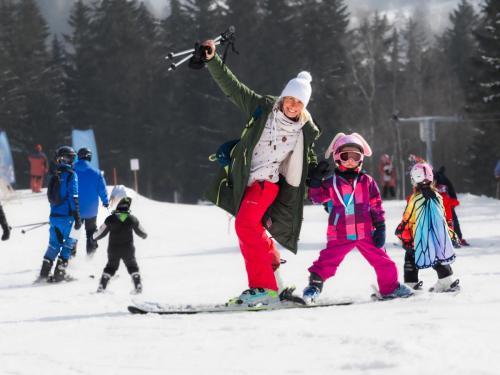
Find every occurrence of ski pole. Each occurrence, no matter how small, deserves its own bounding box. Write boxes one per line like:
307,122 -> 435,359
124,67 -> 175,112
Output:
166,26 -> 236,71
11,221 -> 49,229
21,222 -> 49,234
166,32 -> 227,61
167,38 -> 226,71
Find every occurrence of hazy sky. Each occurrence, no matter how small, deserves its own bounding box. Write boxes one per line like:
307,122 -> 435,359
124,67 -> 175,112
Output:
39,0 -> 483,36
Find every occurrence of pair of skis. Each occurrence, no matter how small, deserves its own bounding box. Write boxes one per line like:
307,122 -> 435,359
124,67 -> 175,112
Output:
127,287 -> 352,315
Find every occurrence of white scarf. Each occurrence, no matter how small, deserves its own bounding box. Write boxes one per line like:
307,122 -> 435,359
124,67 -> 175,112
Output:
268,102 -> 306,149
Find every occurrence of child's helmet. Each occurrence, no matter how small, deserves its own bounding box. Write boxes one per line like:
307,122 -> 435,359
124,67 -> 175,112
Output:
56,146 -> 76,166
77,147 -> 92,162
325,132 -> 372,163
410,162 -> 434,186
116,197 -> 131,212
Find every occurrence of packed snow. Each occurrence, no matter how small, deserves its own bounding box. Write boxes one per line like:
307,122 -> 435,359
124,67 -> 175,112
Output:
1,188 -> 499,374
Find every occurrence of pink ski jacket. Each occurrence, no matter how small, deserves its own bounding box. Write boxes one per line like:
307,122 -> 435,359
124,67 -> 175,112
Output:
308,171 -> 385,242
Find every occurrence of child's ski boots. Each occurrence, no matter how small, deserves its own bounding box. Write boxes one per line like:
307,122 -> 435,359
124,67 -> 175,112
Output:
373,283 -> 414,300
131,272 -> 143,294
96,273 -> 111,293
429,276 -> 460,293
302,273 -> 324,305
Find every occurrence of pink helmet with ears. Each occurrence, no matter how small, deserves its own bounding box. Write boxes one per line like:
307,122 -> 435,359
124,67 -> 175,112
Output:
325,132 -> 373,162
410,162 -> 434,186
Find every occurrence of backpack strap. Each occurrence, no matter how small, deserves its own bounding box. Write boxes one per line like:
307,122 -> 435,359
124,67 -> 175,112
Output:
209,105 -> 262,165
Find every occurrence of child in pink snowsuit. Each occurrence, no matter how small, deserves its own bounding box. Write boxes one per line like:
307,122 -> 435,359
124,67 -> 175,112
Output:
302,132 -> 412,303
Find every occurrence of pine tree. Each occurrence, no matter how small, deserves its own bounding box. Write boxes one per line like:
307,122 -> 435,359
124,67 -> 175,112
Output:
441,0 -> 479,108
64,0 -> 96,130
349,12 -> 392,159
466,0 -> 500,196
42,35 -> 70,153
297,0 -> 351,144
9,0 -> 52,187
0,0 -> 25,149
400,16 -> 429,117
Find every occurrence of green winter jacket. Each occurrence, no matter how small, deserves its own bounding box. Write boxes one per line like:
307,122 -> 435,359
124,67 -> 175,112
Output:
205,54 -> 320,253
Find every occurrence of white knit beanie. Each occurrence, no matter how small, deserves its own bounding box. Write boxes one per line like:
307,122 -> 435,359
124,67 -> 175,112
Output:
279,71 -> 312,107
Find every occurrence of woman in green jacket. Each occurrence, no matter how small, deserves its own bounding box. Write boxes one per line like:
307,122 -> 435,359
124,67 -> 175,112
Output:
202,40 -> 320,307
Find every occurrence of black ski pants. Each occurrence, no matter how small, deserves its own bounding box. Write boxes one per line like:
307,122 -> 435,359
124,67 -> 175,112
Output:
103,245 -> 139,276
452,208 -> 463,240
83,217 -> 98,251
382,186 -> 396,199
404,250 -> 453,282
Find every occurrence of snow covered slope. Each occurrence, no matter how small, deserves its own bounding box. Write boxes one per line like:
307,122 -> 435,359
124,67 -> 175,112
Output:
1,189 -> 499,374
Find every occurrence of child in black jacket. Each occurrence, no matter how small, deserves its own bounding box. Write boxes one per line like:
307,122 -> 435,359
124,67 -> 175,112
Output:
93,196 -> 147,293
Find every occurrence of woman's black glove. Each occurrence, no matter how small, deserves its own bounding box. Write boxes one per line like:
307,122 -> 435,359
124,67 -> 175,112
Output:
189,42 -> 211,69
307,161 -> 330,187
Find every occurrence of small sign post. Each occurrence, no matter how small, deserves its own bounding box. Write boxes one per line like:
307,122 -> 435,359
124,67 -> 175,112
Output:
130,158 -> 140,193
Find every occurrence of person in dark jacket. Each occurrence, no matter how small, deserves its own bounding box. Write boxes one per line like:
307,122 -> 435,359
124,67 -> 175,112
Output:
200,39 -> 320,307
93,190 -> 147,294
0,203 -> 10,241
73,147 -> 109,256
37,146 -> 81,282
495,160 -> 500,199
434,166 -> 469,246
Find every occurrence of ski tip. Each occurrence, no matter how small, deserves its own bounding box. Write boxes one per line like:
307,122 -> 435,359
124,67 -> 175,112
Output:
128,305 -> 148,315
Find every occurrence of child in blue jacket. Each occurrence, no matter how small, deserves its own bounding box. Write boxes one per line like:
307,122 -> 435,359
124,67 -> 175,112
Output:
37,146 -> 81,282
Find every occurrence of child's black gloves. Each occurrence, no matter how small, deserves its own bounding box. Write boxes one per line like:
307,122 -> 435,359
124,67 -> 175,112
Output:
307,160 -> 330,187
372,223 -> 386,248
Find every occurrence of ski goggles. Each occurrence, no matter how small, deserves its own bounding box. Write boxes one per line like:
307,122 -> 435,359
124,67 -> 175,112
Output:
339,151 -> 363,162
58,155 -> 76,165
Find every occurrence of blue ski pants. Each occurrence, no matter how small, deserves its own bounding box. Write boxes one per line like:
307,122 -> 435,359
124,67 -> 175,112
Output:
43,216 -> 76,262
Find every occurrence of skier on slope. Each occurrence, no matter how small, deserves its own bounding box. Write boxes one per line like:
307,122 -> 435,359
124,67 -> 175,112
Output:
378,154 -> 397,199
395,162 -> 460,292
302,132 -> 413,303
198,39 -> 320,307
73,147 -> 109,257
37,146 -> 81,282
94,185 -> 147,294
0,202 -> 10,241
433,166 -> 469,247
28,144 -> 48,193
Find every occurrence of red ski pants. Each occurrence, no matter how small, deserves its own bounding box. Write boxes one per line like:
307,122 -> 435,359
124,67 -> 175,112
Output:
30,175 -> 43,193
235,181 -> 280,291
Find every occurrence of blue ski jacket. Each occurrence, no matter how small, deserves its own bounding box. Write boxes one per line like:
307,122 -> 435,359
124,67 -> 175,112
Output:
74,159 -> 109,218
50,165 -> 79,217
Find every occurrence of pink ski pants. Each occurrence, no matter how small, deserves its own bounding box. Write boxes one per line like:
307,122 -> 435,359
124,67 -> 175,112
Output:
308,238 -> 399,295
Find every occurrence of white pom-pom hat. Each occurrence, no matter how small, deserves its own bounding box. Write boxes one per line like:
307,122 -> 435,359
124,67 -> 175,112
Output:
280,71 -> 312,107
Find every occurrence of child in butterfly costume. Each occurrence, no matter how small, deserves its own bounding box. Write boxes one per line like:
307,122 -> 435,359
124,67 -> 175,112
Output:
302,132 -> 413,303
395,162 -> 459,292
